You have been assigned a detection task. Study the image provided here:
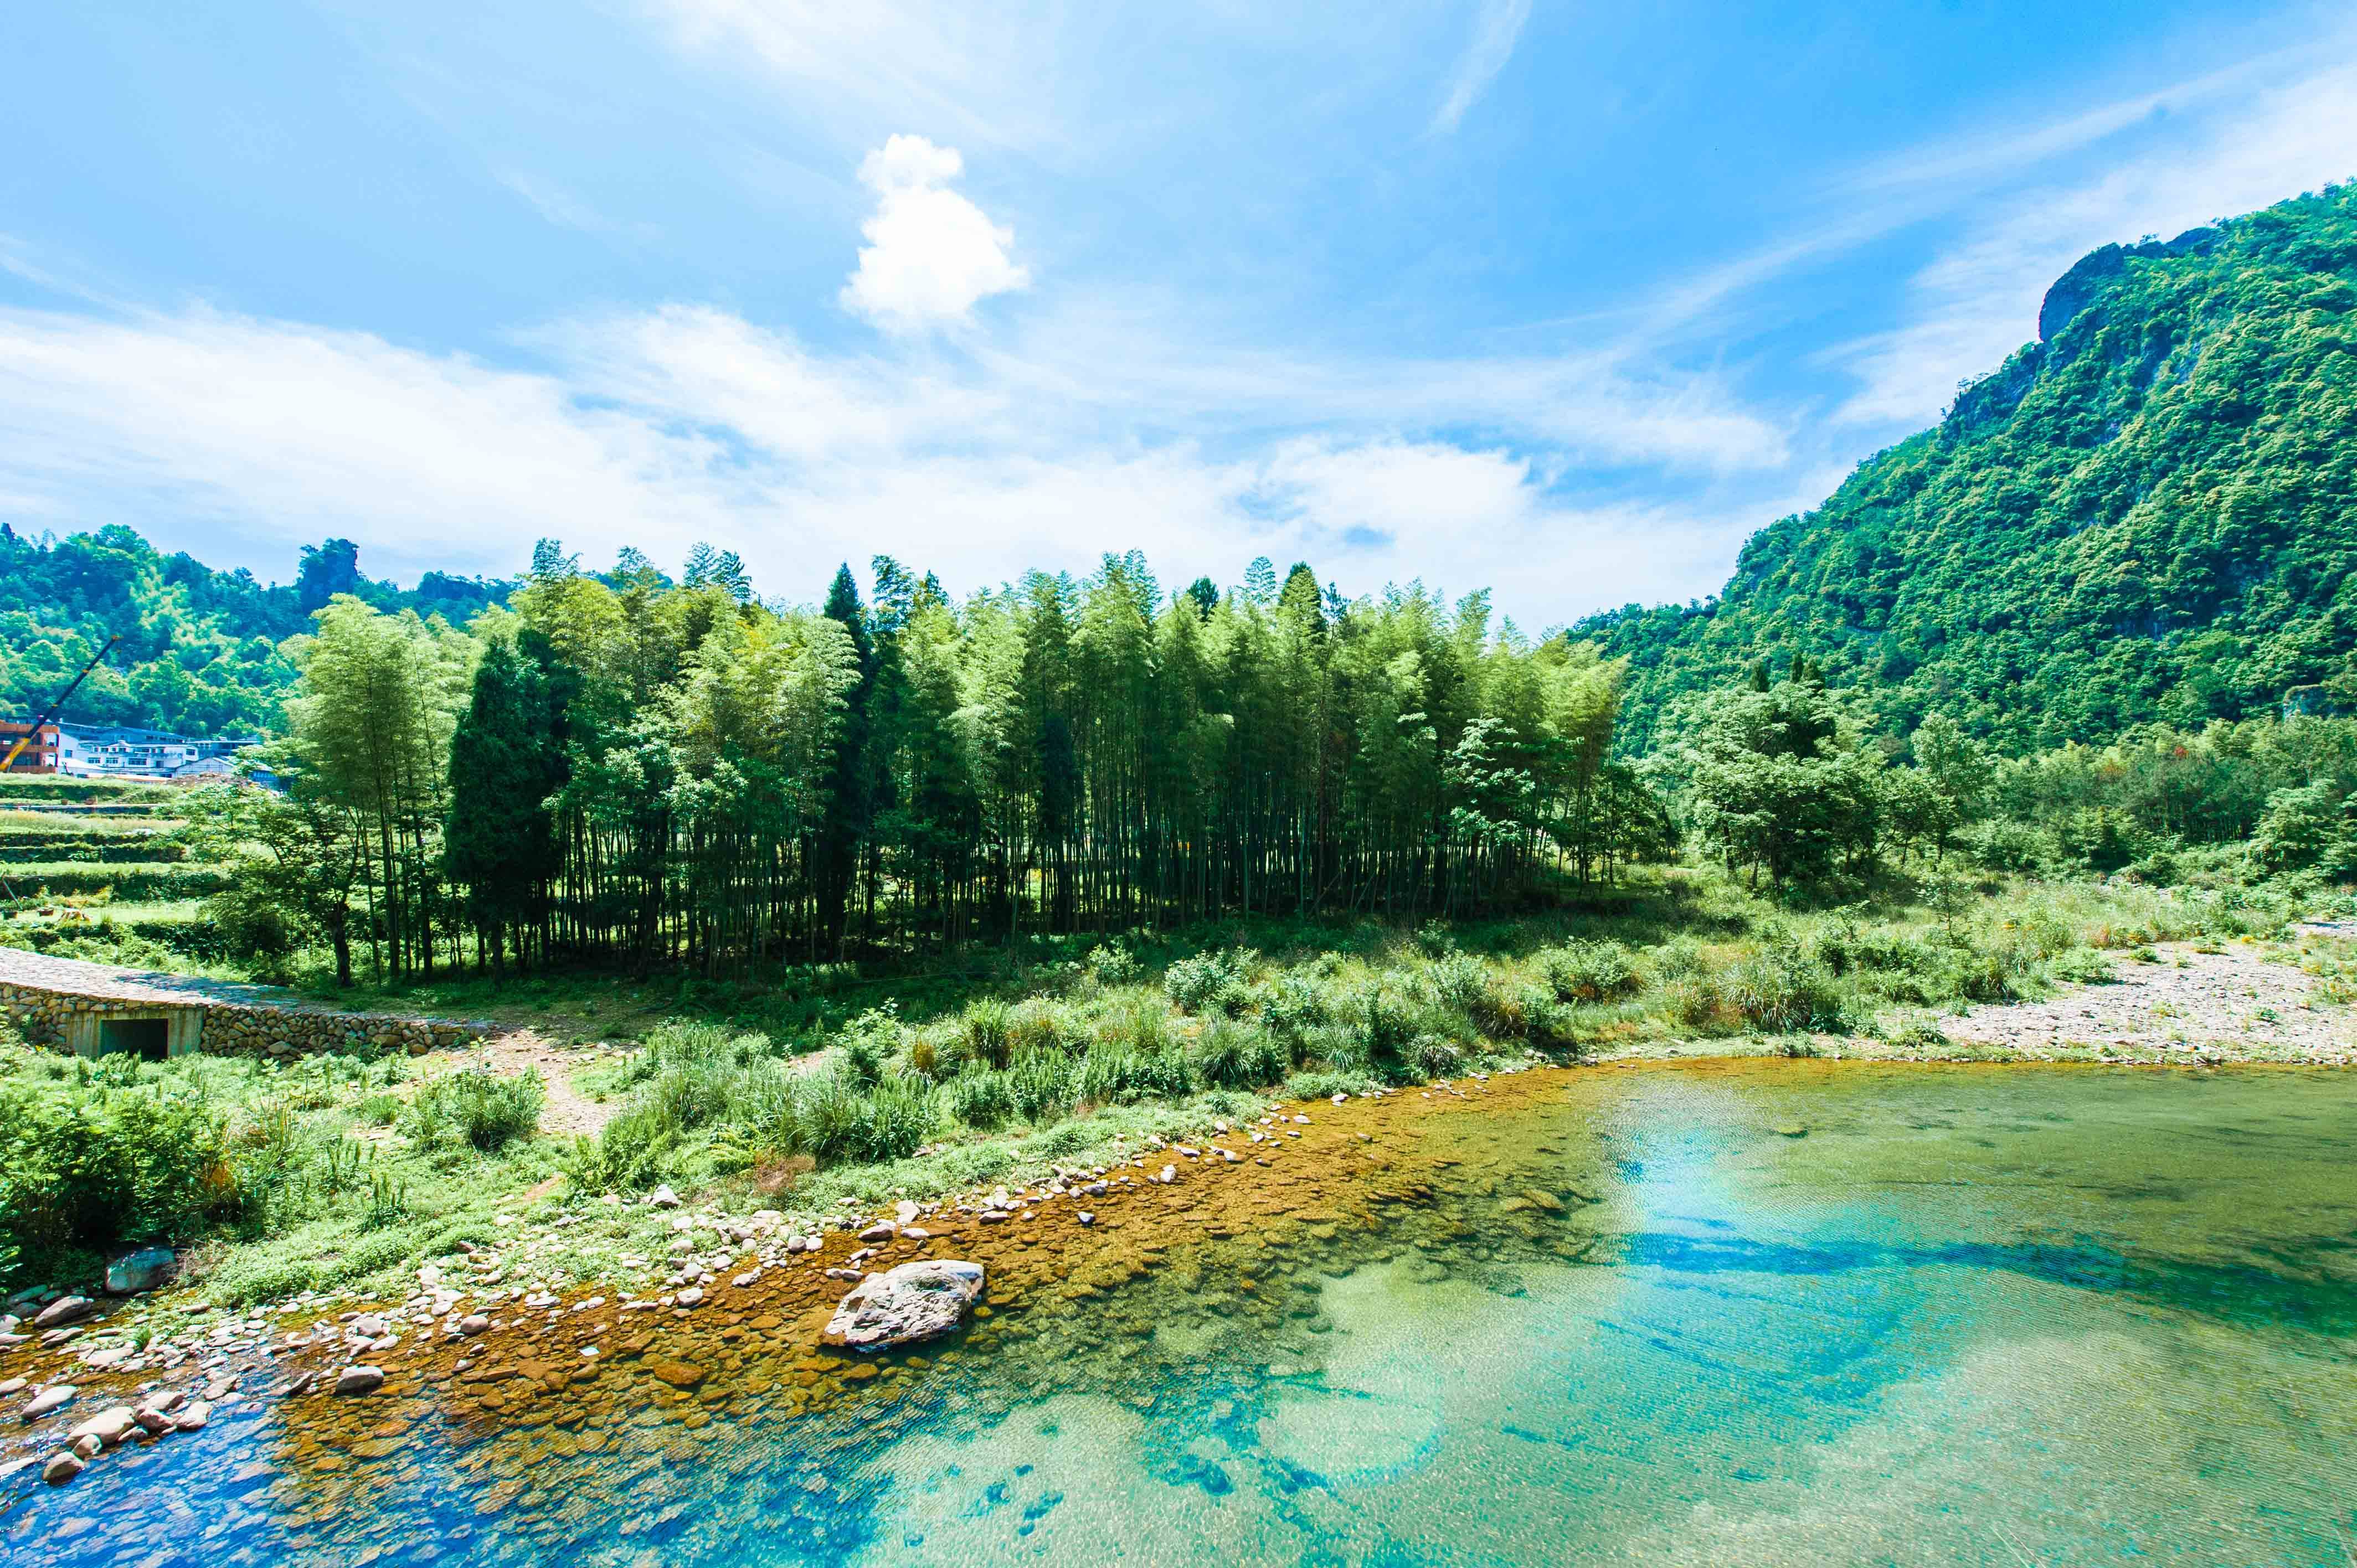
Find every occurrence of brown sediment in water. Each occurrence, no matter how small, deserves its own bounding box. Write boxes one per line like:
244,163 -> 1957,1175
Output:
271,1051 -> 2303,1460
251,1069 -> 1573,1472
11,1051 -> 2340,1518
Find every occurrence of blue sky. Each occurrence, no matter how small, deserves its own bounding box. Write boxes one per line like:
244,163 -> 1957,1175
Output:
3,1 -> 2353,626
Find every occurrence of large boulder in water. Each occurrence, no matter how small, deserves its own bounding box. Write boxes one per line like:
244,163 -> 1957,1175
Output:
106,1248 -> 176,1296
822,1260 -> 985,1353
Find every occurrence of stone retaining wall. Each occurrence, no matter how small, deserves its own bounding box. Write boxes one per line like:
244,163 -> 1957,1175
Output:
0,981 -> 482,1060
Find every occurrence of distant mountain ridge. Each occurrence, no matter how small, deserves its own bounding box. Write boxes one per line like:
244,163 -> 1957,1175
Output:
0,525 -> 510,736
1579,181 -> 2357,754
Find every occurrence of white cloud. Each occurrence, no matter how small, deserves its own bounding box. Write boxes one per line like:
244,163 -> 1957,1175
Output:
0,307 -> 746,577
0,291 -> 1783,622
1430,0 -> 1531,134
838,135 -> 1030,332
649,0 -> 1044,151
24,42 -> 2350,625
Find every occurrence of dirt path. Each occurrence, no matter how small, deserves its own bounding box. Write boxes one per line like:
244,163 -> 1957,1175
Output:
1939,936 -> 2354,1063
467,1029 -> 621,1136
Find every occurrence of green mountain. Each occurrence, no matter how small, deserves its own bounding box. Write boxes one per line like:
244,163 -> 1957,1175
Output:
1580,181 -> 2357,754
0,525 -> 509,736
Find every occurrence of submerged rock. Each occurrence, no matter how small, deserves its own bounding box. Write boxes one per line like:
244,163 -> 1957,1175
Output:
66,1406 -> 136,1447
33,1297 -> 94,1330
822,1260 -> 986,1353
334,1366 -> 385,1396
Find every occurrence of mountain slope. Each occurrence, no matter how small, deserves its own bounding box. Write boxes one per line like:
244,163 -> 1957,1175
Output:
0,525 -> 509,736
1581,182 -> 2357,754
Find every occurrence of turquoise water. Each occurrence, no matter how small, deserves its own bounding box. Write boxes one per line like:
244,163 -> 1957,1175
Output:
9,1062 -> 2357,1565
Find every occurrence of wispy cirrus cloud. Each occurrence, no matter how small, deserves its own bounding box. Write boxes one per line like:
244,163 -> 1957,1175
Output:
1430,0 -> 1531,134
1823,52 -> 2357,426
0,274 -> 1795,621
646,0 -> 1061,152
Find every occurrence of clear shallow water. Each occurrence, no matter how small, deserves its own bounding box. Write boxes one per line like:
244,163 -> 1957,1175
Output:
11,1062 -> 2357,1566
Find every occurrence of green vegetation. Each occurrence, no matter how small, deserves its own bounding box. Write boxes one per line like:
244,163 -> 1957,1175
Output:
0,775 -> 227,971
0,859 -> 2303,1301
191,547 -> 1645,987
1583,182 -> 2357,752
0,525 -> 507,736
9,184 -> 2357,1313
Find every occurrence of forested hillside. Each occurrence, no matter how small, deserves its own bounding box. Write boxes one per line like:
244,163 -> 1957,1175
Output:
0,525 -> 508,735
1582,181 -> 2357,754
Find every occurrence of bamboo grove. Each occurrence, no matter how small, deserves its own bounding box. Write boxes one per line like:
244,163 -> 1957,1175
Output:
216,549 -> 1668,981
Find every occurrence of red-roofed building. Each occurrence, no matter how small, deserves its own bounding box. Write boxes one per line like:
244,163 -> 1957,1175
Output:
0,721 -> 61,773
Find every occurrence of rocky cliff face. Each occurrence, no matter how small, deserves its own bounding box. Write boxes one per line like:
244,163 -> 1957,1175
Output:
2037,228 -> 2218,342
1577,183 -> 2357,751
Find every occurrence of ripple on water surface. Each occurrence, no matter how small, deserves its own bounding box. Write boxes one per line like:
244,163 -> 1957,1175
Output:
9,1061 -> 2356,1566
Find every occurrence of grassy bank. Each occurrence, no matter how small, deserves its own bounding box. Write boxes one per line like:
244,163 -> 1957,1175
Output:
0,864 -> 2323,1319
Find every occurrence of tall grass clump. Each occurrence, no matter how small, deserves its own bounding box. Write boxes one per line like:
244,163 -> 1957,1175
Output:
1189,1018 -> 1286,1089
1336,977 -> 1428,1082
1075,1033 -> 1196,1104
1259,966 -> 1335,1056
567,1020 -> 937,1191
402,1067 -> 544,1153
963,999 -> 1015,1070
795,1068 -> 937,1165
1722,940 -> 1843,1034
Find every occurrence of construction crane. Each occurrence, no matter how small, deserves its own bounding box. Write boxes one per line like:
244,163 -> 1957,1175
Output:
1,636 -> 120,773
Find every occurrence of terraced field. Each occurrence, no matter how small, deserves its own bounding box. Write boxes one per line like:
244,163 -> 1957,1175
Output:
0,776 -> 220,972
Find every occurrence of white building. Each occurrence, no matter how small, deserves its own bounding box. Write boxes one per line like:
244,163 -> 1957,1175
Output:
55,725 -> 259,780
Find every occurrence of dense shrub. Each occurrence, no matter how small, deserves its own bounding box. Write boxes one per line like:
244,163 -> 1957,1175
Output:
0,1067 -> 235,1280
1536,941 -> 1642,1004
836,1004 -> 903,1088
1086,942 -> 1142,986
1164,949 -> 1255,1015
1723,941 -> 1843,1034
949,1067 -> 1016,1130
1960,819 -> 2052,874
1008,1051 -> 1080,1123
1422,951 -> 1491,1013
402,1068 -> 544,1153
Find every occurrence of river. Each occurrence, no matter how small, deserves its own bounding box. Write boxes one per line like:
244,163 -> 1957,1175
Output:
9,1061 -> 2354,1566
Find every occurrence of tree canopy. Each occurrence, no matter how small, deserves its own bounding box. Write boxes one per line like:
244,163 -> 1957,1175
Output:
1582,181 -> 2357,754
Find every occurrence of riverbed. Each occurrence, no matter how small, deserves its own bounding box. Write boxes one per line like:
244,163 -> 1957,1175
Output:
8,1060 -> 2355,1565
